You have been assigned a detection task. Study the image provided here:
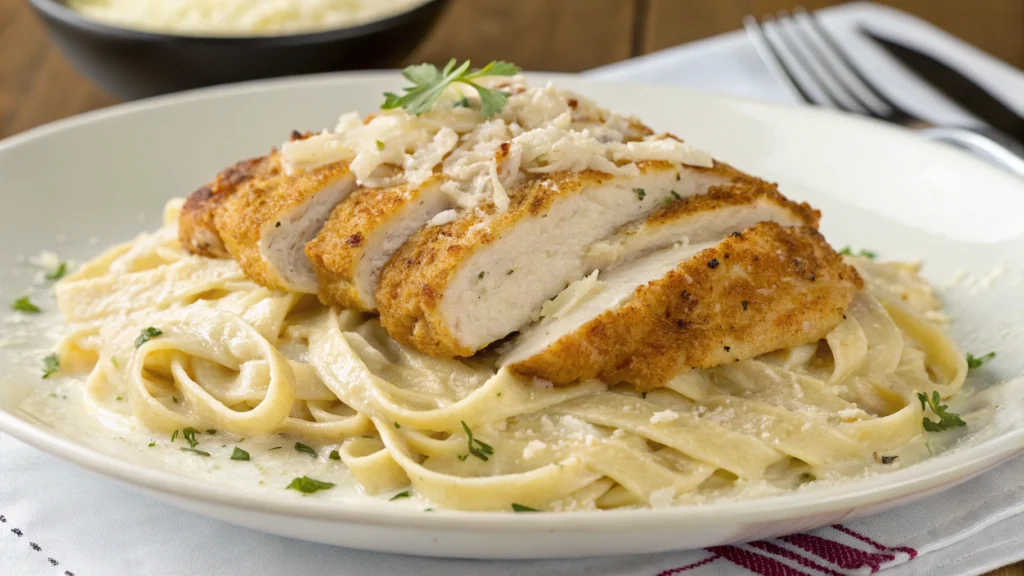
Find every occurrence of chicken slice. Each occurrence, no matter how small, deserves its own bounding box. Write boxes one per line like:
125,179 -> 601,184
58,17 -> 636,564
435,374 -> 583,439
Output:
306,176 -> 450,311
500,221 -> 861,390
584,180 -> 820,270
178,152 -> 282,258
376,160 -> 754,357
215,160 -> 357,293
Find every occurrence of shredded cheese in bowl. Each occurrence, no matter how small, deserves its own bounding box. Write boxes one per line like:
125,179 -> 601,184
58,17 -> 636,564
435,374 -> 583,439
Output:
65,0 -> 431,36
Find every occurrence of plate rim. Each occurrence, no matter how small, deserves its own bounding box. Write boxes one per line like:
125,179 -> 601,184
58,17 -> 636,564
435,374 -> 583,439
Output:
2,71 -> 1023,534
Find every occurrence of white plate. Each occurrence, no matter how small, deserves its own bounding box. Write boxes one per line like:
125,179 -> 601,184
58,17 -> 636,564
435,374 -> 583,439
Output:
1,73 -> 1023,560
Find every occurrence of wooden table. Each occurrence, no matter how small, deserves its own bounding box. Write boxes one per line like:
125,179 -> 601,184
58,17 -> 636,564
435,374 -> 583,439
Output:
1,0 -> 1022,572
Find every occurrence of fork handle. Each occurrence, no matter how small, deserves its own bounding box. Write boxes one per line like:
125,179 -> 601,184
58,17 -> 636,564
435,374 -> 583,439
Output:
916,126 -> 1024,179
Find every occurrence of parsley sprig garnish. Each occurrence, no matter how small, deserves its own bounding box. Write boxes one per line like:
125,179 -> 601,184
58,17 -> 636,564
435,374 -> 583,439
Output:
134,327 -> 163,348
231,447 -> 250,461
917,391 -> 966,432
11,296 -> 41,314
839,246 -> 877,259
382,60 -> 520,117
966,351 -> 995,369
41,353 -> 60,379
460,420 -> 494,462
287,476 -> 334,494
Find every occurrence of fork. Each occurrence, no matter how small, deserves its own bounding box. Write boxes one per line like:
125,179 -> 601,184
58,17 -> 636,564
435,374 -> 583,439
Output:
743,7 -> 1024,178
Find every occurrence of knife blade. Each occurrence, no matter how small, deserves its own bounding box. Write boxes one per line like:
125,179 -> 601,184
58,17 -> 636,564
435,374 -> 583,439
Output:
862,29 -> 1024,143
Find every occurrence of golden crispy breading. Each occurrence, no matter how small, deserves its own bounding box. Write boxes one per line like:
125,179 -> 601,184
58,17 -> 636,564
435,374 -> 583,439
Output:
509,222 -> 862,390
306,176 -> 444,311
178,153 -> 282,258
214,160 -> 352,292
640,179 -> 819,231
375,161 -> 749,357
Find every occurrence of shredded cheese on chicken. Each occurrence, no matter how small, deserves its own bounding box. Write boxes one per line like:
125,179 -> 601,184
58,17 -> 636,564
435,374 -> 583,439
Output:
281,77 -> 713,215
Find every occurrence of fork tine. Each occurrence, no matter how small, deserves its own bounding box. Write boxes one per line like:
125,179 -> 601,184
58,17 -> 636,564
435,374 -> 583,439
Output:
742,15 -> 817,105
771,12 -> 863,113
793,6 -> 916,122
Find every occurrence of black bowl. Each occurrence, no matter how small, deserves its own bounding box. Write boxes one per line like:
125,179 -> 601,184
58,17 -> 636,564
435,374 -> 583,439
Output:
26,0 -> 449,100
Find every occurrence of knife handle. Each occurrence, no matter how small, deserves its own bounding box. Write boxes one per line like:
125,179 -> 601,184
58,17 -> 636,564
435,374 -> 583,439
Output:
917,126 -> 1024,179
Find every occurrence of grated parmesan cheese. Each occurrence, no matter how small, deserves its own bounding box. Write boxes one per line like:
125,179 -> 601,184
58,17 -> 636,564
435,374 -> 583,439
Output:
650,409 -> 679,424
279,77 -> 713,215
523,439 -> 547,459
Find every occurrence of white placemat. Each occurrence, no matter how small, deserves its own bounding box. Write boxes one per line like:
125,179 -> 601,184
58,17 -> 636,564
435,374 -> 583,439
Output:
4,2 -> 1024,575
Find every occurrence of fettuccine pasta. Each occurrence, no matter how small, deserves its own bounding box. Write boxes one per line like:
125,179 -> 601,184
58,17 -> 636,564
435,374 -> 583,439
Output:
52,199 -> 967,511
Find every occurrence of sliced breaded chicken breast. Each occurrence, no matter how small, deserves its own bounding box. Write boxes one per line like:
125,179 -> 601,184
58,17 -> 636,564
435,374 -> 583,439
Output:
306,176 -> 450,311
501,222 -> 861,390
584,180 -> 820,270
376,160 -> 754,357
178,152 -> 282,258
215,160 -> 357,293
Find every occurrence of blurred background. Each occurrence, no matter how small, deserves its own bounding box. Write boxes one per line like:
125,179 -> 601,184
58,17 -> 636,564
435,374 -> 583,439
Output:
1,0 -> 1022,139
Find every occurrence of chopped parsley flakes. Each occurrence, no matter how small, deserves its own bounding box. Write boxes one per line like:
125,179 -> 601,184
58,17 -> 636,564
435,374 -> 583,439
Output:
633,187 -> 646,201
287,476 -> 335,494
182,427 -> 200,449
134,327 -> 163,349
966,351 -> 995,369
41,353 -> 60,379
170,430 -> 179,442
382,60 -> 520,117
375,139 -> 385,151
11,296 -> 41,314
511,503 -> 539,512
460,420 -> 494,462
295,442 -> 318,458
46,262 -> 68,281
231,447 -> 250,461
918,391 -> 966,432
389,491 -> 411,501
180,447 -> 210,457
838,246 -> 877,259
329,449 -> 341,461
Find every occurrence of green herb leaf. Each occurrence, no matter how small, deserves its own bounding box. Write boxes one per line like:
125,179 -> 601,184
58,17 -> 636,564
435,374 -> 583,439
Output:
460,420 -> 494,462
287,476 -> 334,494
182,427 -> 200,449
457,454 -> 468,461
115,395 -> 123,401
917,391 -> 967,432
389,490 -> 411,501
148,441 -> 155,447
268,446 -> 282,451
838,246 -> 876,259
295,442 -> 318,458
329,449 -> 341,461
966,351 -> 995,369
633,188 -> 646,201
206,429 -> 217,435
46,262 -> 68,281
511,503 -> 540,512
231,447 -> 250,461
453,96 -> 471,108
381,60 -> 519,117
11,296 -> 41,314
41,353 -> 60,379
670,191 -> 681,201
180,447 -> 210,457
375,139 -> 385,151
393,422 -> 401,429
134,327 -> 163,349
170,429 -> 179,443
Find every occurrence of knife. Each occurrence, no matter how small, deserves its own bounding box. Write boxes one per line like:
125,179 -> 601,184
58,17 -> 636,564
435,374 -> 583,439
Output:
862,29 -> 1024,144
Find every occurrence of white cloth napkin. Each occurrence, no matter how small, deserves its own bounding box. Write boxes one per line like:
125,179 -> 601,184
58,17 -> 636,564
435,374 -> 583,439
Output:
4,2 -> 1024,575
